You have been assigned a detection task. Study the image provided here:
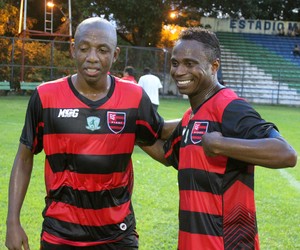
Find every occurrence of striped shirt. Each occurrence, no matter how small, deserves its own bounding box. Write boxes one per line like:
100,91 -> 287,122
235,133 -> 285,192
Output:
164,88 -> 276,250
21,75 -> 163,246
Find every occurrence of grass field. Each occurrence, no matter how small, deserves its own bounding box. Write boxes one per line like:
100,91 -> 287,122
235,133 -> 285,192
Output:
0,96 -> 299,250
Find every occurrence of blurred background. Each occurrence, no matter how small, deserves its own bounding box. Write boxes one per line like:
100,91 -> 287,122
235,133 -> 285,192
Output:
1,0 -> 300,105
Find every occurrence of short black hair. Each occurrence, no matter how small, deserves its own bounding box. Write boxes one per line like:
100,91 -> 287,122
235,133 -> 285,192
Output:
143,67 -> 151,74
124,66 -> 135,76
178,27 -> 221,62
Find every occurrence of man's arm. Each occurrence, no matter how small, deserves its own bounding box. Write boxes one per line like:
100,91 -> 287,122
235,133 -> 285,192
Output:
6,143 -> 34,250
140,139 -> 170,166
140,118 -> 180,166
202,131 -> 297,168
160,119 -> 180,140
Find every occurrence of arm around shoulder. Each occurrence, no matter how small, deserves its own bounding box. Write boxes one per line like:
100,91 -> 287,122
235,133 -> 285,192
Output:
139,118 -> 180,167
160,118 -> 181,140
139,139 -> 170,166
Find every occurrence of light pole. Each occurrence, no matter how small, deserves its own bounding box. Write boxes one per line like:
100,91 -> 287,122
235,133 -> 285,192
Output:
68,0 -> 72,38
45,1 -> 54,33
18,0 -> 73,83
45,1 -> 73,80
19,0 -> 28,82
45,1 -> 72,38
18,0 -> 24,34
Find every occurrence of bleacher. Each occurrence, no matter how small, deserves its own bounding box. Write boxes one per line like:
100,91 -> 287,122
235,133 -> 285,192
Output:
242,33 -> 300,67
216,32 -> 300,105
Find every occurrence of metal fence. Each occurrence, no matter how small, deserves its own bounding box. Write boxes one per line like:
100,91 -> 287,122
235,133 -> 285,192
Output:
0,36 -> 177,95
1,36 -> 300,106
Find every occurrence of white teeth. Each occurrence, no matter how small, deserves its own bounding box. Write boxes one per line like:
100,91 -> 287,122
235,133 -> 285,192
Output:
87,69 -> 97,73
178,80 -> 191,84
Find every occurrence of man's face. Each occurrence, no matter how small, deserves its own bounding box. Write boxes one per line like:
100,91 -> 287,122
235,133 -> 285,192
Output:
72,25 -> 119,84
170,39 -> 215,96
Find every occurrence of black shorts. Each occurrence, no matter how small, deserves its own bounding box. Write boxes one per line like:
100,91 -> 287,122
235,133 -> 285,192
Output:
40,230 -> 139,250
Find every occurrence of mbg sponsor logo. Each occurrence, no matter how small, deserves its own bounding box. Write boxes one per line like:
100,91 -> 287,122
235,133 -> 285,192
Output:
57,109 -> 79,118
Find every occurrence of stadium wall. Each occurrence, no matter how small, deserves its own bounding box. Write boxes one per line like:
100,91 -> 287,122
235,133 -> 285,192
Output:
201,17 -> 300,36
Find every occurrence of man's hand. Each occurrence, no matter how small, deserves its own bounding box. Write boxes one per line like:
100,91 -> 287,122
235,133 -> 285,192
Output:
6,223 -> 30,250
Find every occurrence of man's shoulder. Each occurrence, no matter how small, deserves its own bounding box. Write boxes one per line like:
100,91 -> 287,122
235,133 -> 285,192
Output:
115,77 -> 142,92
119,76 -> 138,85
37,76 -> 69,94
142,74 -> 161,81
39,76 -> 68,87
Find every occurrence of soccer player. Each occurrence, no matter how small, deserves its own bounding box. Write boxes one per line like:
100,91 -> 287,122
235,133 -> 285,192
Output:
141,27 -> 297,250
121,66 -> 138,84
5,17 -> 177,250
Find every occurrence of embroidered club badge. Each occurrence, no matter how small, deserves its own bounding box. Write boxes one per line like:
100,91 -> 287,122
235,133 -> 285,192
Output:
107,111 -> 126,134
190,121 -> 209,144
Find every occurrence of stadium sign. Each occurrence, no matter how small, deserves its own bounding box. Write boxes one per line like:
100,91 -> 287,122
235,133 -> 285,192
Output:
201,17 -> 300,35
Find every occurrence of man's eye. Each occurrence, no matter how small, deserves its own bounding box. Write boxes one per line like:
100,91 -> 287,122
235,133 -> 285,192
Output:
80,47 -> 88,52
99,48 -> 108,53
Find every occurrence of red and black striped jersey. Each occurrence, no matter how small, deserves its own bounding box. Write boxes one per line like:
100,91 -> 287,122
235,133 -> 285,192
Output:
164,88 -> 277,250
20,75 -> 163,246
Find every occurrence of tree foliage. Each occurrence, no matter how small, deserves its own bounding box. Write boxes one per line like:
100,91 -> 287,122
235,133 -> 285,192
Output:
70,0 -> 171,47
0,4 -> 20,36
4,1 -> 300,46
174,0 -> 300,21
1,1 -> 300,85
0,3 -> 74,85
71,0 -> 300,46
0,3 -> 36,37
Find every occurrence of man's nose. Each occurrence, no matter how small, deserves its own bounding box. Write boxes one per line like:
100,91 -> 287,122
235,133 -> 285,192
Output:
174,64 -> 187,76
87,48 -> 99,62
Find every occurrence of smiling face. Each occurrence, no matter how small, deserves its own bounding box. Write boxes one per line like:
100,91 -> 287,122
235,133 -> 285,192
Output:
72,18 -> 120,86
170,39 -> 219,98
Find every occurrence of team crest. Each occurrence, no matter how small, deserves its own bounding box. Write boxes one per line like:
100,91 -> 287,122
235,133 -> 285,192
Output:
190,121 -> 209,144
107,111 -> 126,134
86,116 -> 101,131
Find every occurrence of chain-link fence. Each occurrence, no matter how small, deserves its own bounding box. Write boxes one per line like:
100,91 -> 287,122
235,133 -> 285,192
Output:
1,36 -> 300,106
0,36 -> 177,95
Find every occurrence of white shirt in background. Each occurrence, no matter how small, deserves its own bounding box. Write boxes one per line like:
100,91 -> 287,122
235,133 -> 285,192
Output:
138,74 -> 162,105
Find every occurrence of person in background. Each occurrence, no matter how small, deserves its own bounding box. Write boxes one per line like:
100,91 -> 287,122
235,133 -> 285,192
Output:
292,44 -> 300,57
141,27 -> 297,250
5,17 -> 178,250
121,65 -> 138,84
278,27 -> 285,36
138,67 -> 162,111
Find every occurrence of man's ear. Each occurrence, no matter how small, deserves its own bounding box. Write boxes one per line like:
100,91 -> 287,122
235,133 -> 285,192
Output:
113,47 -> 121,63
212,58 -> 220,74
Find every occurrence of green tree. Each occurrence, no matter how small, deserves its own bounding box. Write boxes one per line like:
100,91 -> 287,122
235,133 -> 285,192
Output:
174,0 -> 300,21
70,0 -> 171,47
0,3 -> 22,36
0,3 -> 75,86
8,1 -> 300,46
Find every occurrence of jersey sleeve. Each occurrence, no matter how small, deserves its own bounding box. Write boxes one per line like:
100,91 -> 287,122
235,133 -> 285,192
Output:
222,99 -> 278,139
163,120 -> 183,170
135,89 -> 164,146
20,89 -> 44,154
